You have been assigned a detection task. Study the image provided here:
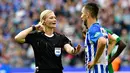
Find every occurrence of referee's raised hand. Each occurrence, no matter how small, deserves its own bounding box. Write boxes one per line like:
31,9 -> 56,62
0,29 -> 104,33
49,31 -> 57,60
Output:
73,44 -> 81,54
33,24 -> 45,31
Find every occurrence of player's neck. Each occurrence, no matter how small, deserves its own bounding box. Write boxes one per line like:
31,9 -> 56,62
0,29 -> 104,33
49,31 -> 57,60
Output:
87,18 -> 97,28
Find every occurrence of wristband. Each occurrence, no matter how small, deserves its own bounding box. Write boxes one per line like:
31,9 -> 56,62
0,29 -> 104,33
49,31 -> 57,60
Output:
74,47 -> 76,51
32,25 -> 36,31
112,34 -> 120,43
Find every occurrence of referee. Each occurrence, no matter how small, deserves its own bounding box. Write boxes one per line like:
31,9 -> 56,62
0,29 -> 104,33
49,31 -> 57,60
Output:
15,10 -> 81,73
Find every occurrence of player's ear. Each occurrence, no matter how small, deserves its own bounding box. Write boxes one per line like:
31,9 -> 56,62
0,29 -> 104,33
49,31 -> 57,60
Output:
87,11 -> 92,18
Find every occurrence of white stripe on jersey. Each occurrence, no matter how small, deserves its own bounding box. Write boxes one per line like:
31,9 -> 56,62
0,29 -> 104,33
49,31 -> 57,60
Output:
90,40 -> 95,63
97,64 -> 101,73
86,64 -> 108,73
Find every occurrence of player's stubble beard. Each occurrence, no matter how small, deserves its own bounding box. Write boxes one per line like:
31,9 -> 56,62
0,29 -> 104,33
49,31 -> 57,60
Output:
84,20 -> 88,29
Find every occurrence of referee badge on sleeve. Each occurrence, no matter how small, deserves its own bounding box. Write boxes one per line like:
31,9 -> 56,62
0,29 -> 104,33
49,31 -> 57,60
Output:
55,48 -> 61,57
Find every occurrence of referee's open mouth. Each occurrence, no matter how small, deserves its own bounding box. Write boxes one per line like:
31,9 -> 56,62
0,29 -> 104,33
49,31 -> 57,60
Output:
52,23 -> 56,25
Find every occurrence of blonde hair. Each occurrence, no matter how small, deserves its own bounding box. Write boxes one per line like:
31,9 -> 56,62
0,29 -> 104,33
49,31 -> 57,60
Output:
38,10 -> 53,25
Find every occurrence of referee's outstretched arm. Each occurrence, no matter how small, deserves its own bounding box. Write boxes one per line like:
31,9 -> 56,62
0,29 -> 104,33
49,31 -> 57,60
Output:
64,44 -> 81,55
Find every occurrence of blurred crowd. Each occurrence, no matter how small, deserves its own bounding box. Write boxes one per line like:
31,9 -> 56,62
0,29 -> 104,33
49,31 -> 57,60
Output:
0,0 -> 130,69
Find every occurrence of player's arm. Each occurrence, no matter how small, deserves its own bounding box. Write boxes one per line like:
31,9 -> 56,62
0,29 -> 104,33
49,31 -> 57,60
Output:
94,37 -> 107,64
64,44 -> 81,55
88,26 -> 108,69
88,37 -> 107,69
82,28 -> 108,64
92,27 -> 108,64
108,40 -> 126,64
107,33 -> 117,55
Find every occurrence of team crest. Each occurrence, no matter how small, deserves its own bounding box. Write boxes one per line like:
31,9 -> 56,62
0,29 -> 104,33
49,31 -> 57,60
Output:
54,47 -> 61,57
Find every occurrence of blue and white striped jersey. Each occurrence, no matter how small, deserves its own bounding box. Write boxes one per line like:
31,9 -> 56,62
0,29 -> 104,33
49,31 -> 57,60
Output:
84,23 -> 108,67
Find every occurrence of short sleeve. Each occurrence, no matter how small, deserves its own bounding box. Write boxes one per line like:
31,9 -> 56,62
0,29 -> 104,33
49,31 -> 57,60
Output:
62,35 -> 72,46
89,25 -> 107,44
25,31 -> 36,44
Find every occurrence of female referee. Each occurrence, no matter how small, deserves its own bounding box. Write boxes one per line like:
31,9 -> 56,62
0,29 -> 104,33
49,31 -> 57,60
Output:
14,10 -> 81,73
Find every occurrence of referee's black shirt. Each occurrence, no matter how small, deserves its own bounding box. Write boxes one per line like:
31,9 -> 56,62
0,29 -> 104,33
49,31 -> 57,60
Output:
25,31 -> 71,70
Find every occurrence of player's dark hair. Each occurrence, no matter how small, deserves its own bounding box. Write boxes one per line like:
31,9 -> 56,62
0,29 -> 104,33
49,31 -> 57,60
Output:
84,3 -> 99,19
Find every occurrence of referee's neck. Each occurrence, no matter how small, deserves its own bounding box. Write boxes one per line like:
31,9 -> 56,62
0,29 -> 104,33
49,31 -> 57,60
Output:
44,28 -> 54,36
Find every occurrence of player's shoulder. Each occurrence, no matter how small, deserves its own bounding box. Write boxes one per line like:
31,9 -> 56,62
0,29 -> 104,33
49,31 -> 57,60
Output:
89,23 -> 101,33
90,23 -> 101,30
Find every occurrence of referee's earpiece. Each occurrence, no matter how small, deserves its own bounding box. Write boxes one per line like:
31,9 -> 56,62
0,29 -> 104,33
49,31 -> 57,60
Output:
41,21 -> 45,25
43,21 -> 45,25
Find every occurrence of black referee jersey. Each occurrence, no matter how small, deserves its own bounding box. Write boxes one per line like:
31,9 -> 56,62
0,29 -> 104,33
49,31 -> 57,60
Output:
25,31 -> 71,73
